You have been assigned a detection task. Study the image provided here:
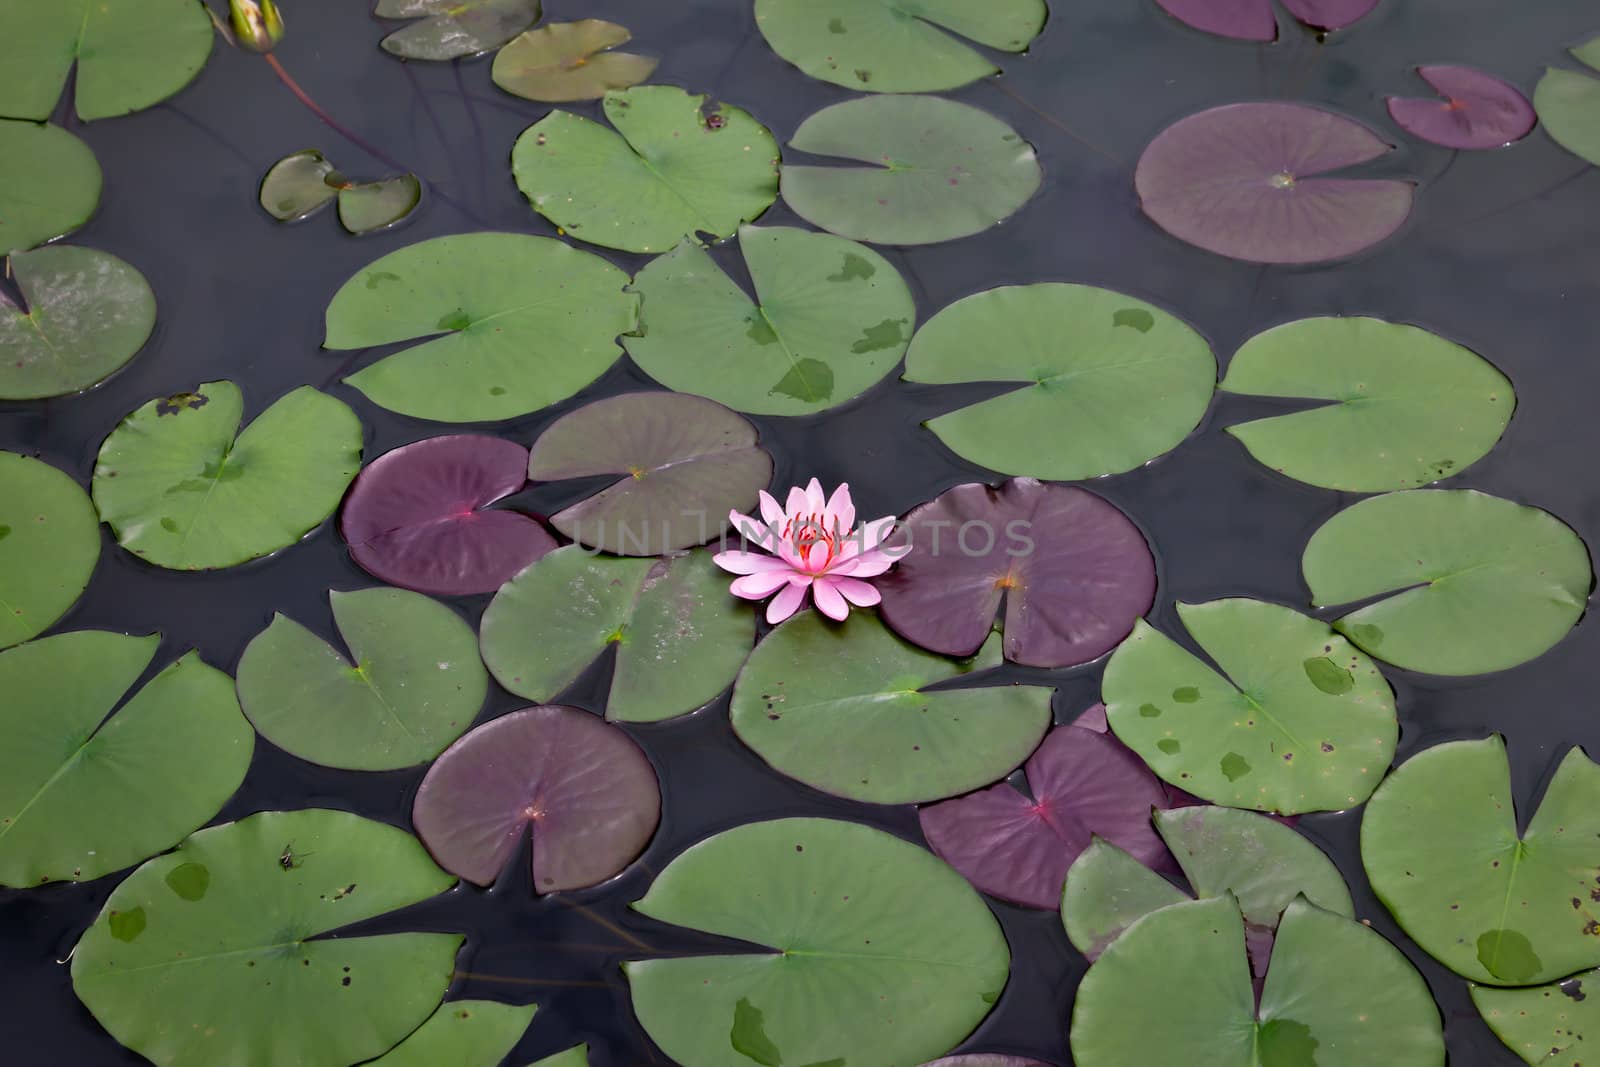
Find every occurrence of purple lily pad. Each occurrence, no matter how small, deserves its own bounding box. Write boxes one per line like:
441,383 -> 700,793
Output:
412,705 -> 661,893
1279,0 -> 1379,31
340,435 -> 556,596
1156,0 -> 1377,40
1386,65 -> 1536,150
528,392 -> 773,556
1135,102 -> 1414,264
918,717 -> 1178,909
877,479 -> 1155,669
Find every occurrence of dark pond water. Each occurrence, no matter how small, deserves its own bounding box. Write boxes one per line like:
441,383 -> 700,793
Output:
4,0 -> 1600,1063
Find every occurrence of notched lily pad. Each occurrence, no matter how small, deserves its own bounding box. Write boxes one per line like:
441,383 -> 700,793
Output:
339,174 -> 423,235
1535,37 -> 1600,166
0,119 -> 101,252
0,452 -> 100,649
412,705 -> 661,893
1387,65 -> 1536,150
260,149 -> 343,222
376,0 -> 541,60
1156,0 -> 1378,40
493,20 -> 658,102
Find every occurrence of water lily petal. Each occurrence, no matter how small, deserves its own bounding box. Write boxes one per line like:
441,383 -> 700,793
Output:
758,490 -> 784,527
731,570 -> 796,599
832,548 -> 897,578
766,580 -> 810,624
812,577 -> 850,620
804,477 -> 827,514
836,515 -> 897,564
806,539 -> 832,573
714,550 -> 791,575
832,576 -> 882,607
727,509 -> 772,547
785,484 -> 809,517
825,482 -> 856,533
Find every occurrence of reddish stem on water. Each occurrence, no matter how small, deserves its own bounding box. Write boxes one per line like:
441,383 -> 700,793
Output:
263,53 -> 408,175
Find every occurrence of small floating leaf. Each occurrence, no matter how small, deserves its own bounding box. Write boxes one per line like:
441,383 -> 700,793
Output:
1387,65 -> 1537,150
493,20 -> 658,102
338,174 -> 422,235
366,1000 -> 537,1067
259,149 -> 341,222
0,452 -> 100,649
0,119 -> 100,252
1155,0 -> 1378,40
376,0 -> 541,61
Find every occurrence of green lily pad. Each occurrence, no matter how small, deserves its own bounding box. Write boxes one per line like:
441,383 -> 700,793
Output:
259,149 -> 343,222
1303,490 -> 1591,676
1103,599 -> 1397,814
1472,969 -> 1600,1065
1070,896 -> 1445,1066
904,283 -> 1216,478
526,1046 -> 589,1067
480,548 -> 752,723
0,0 -> 212,122
754,0 -> 1046,93
339,175 -> 423,235
1,245 -> 157,399
624,225 -> 914,415
1221,317 -> 1514,492
72,809 -> 462,1067
323,232 -> 638,422
367,1000 -> 537,1067
0,119 -> 100,252
376,0 -> 541,60
0,632 -> 251,887
91,381 -> 363,571
1063,807 -> 1353,962
493,20 -> 659,102
626,817 -> 1009,1067
781,95 -> 1042,245
512,86 -> 780,254
0,451 -> 100,649
236,588 -> 488,771
730,611 -> 1053,803
1362,737 -> 1600,986
1534,39 -> 1600,166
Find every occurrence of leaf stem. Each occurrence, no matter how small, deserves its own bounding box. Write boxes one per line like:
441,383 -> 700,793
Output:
264,53 -> 407,175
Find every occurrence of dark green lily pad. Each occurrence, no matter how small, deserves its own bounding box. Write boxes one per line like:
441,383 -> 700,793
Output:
1473,968 -> 1600,1065
624,226 -> 914,415
1535,38 -> 1600,166
526,1047 -> 589,1067
781,95 -> 1042,245
0,119 -> 100,252
512,86 -> 780,254
905,283 -> 1216,479
0,0 -> 213,121
730,610 -> 1053,803
1103,599 -> 1397,814
0,451 -> 100,649
0,632 -> 252,887
236,588 -> 488,771
480,548 -> 752,723
323,233 -> 638,422
493,20 -> 658,102
72,809 -> 462,1067
754,0 -> 1046,93
1303,490 -> 1592,676
1362,737 -> 1600,986
366,1000 -> 537,1067
259,149 -> 342,222
626,817 -> 1009,1067
376,0 -> 541,60
1221,317 -> 1514,492
1070,896 -> 1445,1066
91,381 -> 363,571
0,245 -> 157,399
338,175 -> 423,235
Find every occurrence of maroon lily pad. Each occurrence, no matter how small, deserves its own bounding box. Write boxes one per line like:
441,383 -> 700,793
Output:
412,705 -> 661,893
1279,0 -> 1380,31
876,479 -> 1155,669
528,392 -> 773,557
1135,102 -> 1414,264
340,434 -> 556,596
1156,0 -> 1377,40
918,717 -> 1179,910
1386,65 -> 1536,150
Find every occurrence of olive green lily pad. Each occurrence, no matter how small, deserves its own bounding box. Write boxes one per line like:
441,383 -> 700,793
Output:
480,548 -> 752,723
1221,317 -> 1514,492
626,817 -> 1010,1067
323,232 -> 638,422
0,0 -> 212,121
512,86 -> 780,254
72,809 -> 462,1067
493,20 -> 658,102
1362,737 -> 1600,986
730,611 -> 1053,804
0,245 -> 157,399
624,225 -> 915,415
0,632 -> 251,887
339,175 -> 423,236
1303,490 -> 1591,676
0,451 -> 100,649
1473,969 -> 1600,1065
260,149 -> 343,222
781,95 -> 1042,245
1062,807 -> 1352,962
526,1046 -> 589,1067
1534,39 -> 1600,166
376,0 -> 541,60
754,0 -> 1046,94
91,381 -> 363,571
1103,599 -> 1397,814
1070,896 -> 1445,1066
0,119 -> 100,252
367,1000 -> 537,1067
904,283 -> 1216,479
236,588 -> 488,771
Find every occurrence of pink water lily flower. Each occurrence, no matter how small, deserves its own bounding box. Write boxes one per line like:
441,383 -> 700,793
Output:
715,479 -> 899,624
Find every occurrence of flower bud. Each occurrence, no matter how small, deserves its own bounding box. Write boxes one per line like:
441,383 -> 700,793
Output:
229,0 -> 285,53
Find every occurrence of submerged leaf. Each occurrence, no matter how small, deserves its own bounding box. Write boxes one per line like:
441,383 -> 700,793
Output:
338,174 -> 423,235
493,20 -> 658,102
0,452 -> 101,649
376,0 -> 541,61
0,119 -> 100,252
259,149 -> 341,222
